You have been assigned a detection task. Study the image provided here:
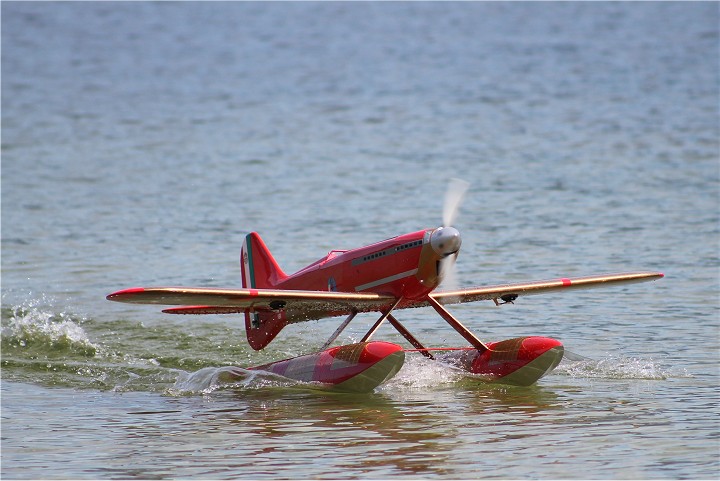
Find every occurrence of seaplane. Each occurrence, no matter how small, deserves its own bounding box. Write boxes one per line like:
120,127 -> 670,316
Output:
107,180 -> 663,393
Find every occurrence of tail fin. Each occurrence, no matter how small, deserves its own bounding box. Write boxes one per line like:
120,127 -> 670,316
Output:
241,232 -> 287,289
241,232 -> 289,350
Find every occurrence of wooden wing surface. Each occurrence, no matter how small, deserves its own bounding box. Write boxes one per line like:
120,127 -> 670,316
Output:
430,272 -> 664,305
108,272 -> 663,322
107,287 -> 396,322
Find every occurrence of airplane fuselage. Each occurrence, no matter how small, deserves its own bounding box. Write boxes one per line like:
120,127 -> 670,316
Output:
239,225 -> 463,349
274,229 -> 441,301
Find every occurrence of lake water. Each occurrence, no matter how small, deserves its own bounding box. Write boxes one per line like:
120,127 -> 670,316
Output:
2,2 -> 718,479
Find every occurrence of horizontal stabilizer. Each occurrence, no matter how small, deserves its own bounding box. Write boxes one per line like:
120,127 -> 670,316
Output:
163,306 -> 246,315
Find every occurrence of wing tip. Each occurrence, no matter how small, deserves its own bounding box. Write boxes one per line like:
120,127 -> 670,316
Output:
106,287 -> 146,301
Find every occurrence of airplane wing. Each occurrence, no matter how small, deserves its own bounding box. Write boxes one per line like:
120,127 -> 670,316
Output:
429,271 -> 664,305
106,287 -> 396,321
108,271 -> 663,320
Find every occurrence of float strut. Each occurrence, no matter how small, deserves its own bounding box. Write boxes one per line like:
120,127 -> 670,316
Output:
425,295 -> 489,352
320,309 -> 358,350
387,314 -> 434,360
360,297 -> 403,342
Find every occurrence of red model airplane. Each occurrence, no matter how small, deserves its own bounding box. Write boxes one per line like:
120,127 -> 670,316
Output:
107,181 -> 663,391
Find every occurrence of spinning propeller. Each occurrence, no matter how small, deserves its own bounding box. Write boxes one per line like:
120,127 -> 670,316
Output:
430,178 -> 469,290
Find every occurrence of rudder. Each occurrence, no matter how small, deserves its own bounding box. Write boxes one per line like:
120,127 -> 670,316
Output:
241,232 -> 289,350
241,232 -> 287,289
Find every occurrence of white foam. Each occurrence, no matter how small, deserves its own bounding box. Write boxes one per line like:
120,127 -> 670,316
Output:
169,366 -> 298,395
378,355 -> 465,391
555,355 -> 689,380
2,299 -> 99,356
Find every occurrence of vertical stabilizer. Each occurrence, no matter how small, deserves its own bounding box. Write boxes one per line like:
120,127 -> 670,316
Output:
241,232 -> 287,289
241,232 -> 289,350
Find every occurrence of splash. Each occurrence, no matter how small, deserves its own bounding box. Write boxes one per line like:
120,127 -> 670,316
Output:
379,355 -> 465,391
555,354 -> 686,380
1,300 -> 99,357
169,366 -> 301,395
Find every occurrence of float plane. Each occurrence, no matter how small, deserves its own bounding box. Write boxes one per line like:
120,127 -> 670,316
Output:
107,181 -> 663,392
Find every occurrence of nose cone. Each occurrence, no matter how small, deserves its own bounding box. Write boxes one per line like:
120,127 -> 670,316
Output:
430,226 -> 462,257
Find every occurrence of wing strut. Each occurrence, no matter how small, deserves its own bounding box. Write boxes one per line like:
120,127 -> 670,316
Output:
361,297 -> 403,342
320,309 -> 358,350
425,295 -> 489,352
387,314 -> 434,360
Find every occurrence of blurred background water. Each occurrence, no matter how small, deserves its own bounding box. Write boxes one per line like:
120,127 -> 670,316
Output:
2,2 -> 718,479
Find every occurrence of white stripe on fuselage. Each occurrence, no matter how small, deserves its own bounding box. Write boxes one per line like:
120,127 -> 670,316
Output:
354,269 -> 418,292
